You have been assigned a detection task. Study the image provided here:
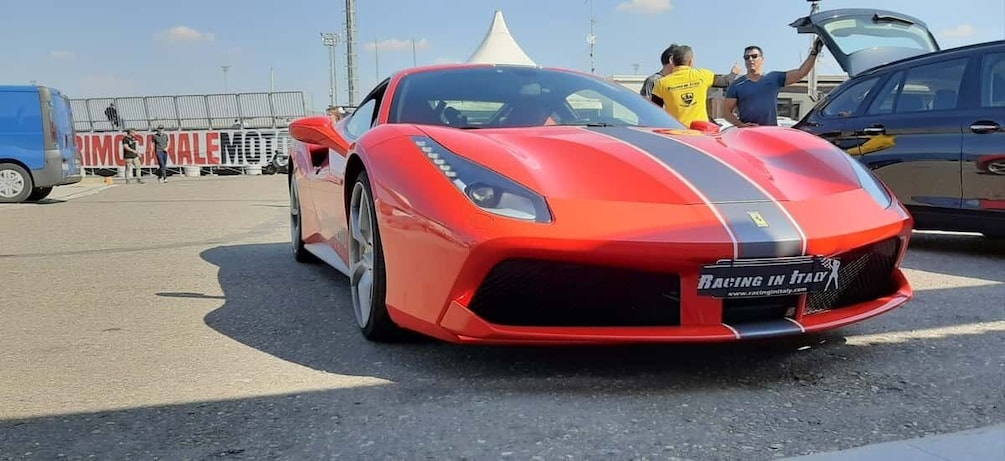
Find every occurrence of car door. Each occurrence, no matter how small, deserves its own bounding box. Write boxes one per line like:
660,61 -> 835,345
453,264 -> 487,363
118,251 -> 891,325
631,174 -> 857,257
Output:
962,49 -> 1005,214
796,75 -> 883,153
790,8 -> 940,77
316,80 -> 388,260
843,56 -> 971,211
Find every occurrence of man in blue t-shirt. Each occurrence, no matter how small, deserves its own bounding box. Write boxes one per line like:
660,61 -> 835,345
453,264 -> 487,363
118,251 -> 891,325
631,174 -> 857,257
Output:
723,38 -> 823,127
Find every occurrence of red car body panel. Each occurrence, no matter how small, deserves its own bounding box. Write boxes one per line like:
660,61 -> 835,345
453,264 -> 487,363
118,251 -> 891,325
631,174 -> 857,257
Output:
289,63 -> 915,345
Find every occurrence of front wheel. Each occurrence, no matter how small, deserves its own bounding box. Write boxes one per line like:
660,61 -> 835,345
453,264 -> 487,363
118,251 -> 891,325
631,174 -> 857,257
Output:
349,171 -> 406,342
0,163 -> 33,203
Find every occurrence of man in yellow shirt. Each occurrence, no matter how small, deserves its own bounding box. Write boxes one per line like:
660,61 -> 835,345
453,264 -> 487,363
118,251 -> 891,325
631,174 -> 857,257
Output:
652,45 -> 740,127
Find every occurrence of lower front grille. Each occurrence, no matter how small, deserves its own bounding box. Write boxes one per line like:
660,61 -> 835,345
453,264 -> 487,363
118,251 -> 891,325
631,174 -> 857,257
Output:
723,295 -> 800,324
467,259 -> 682,327
805,237 -> 901,314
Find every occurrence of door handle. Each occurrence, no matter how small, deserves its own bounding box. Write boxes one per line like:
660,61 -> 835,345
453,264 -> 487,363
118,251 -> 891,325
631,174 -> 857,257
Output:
970,121 -> 1001,134
860,126 -> 886,135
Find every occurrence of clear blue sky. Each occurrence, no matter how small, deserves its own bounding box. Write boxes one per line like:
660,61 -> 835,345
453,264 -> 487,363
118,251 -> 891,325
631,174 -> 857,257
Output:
2,0 -> 1002,111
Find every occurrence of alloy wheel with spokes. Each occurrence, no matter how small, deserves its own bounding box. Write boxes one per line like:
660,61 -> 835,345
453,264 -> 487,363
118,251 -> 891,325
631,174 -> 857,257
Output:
348,171 -> 403,341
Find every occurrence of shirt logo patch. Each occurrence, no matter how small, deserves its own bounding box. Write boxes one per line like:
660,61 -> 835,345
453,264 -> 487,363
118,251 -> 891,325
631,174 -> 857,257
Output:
681,92 -> 695,106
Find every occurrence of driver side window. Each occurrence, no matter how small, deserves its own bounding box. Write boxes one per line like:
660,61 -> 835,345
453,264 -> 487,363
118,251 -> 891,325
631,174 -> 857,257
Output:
344,99 -> 377,140
821,77 -> 879,118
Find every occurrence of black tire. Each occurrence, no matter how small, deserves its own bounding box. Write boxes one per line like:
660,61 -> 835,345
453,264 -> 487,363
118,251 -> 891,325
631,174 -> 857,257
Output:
27,186 -> 53,201
349,171 -> 406,342
290,175 -> 318,263
0,163 -> 34,203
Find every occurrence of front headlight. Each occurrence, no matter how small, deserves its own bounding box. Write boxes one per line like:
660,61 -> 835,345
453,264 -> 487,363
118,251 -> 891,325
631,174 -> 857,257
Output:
412,136 -> 552,223
846,155 -> 893,209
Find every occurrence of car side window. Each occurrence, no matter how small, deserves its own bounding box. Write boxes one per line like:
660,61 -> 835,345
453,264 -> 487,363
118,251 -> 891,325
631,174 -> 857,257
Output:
980,52 -> 1005,108
344,99 -> 377,139
821,77 -> 880,118
888,58 -> 968,113
867,71 -> 905,115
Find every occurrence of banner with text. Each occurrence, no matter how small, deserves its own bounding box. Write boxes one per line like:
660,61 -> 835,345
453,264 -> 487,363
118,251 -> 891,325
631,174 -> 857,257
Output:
75,129 -> 292,168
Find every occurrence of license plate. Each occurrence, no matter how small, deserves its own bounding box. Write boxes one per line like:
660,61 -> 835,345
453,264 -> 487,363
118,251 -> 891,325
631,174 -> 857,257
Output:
697,256 -> 841,299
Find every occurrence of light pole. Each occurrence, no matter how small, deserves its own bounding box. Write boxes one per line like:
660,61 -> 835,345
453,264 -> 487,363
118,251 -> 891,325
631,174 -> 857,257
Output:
321,32 -> 341,106
221,65 -> 231,93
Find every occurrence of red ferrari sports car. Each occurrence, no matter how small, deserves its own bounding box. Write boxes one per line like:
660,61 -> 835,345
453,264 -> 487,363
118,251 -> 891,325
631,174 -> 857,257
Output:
287,63 -> 914,345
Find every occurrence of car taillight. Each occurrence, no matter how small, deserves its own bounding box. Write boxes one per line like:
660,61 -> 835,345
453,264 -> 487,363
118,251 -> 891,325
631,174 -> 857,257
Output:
47,111 -> 58,146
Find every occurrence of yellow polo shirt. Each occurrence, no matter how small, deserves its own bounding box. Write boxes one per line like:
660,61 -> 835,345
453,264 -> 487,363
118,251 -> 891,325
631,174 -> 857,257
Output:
652,66 -> 715,127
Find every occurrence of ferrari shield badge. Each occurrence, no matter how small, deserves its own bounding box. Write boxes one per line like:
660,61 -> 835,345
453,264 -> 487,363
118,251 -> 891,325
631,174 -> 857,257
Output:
747,211 -> 769,228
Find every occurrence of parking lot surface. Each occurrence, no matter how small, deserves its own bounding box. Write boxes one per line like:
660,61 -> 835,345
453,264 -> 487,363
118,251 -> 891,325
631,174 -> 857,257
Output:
1,175 -> 1002,460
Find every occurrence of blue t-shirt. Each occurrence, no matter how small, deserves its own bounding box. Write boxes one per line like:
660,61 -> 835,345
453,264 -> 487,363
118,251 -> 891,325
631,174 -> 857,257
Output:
725,71 -> 787,126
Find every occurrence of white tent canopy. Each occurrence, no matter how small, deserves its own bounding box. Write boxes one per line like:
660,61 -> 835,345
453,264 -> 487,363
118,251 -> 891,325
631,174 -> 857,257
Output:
467,10 -> 537,66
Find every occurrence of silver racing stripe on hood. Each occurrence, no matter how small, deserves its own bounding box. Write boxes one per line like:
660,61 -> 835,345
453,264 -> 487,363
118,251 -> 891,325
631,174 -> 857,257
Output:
583,126 -> 806,259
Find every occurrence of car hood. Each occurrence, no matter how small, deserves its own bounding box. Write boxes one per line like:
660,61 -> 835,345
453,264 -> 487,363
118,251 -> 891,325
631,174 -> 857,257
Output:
790,8 -> 940,77
420,125 -> 865,205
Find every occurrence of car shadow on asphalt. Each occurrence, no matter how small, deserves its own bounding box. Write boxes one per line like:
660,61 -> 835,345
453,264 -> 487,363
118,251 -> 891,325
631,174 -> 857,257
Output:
196,241 -> 1003,389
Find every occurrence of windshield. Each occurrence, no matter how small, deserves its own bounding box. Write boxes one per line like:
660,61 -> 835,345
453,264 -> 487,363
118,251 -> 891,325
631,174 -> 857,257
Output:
819,15 -> 937,57
389,66 -> 684,129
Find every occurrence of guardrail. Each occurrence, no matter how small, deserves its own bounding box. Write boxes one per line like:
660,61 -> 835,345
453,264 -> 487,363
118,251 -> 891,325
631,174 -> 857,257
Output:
70,91 -> 311,132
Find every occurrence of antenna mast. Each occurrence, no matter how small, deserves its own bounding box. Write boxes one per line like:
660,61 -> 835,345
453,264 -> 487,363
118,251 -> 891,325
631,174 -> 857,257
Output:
807,0 -> 822,101
587,0 -> 597,74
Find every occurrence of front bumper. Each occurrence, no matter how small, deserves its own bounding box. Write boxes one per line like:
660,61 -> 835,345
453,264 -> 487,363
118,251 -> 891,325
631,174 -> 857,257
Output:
379,191 -> 914,345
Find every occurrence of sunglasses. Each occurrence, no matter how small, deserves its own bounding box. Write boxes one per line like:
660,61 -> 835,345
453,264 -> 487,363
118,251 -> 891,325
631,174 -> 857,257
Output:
743,54 -> 760,60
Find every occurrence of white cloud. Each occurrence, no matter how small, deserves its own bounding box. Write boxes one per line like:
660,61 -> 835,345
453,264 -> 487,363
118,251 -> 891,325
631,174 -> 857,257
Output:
49,50 -> 74,60
365,38 -> 430,52
939,24 -> 977,38
155,25 -> 215,43
616,0 -> 671,14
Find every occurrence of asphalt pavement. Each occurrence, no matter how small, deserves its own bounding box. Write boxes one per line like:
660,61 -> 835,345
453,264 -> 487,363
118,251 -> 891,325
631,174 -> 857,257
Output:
1,174 -> 1002,460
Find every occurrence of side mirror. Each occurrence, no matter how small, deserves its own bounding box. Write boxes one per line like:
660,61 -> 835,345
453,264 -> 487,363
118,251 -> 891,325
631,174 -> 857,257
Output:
689,120 -> 721,134
289,116 -> 349,152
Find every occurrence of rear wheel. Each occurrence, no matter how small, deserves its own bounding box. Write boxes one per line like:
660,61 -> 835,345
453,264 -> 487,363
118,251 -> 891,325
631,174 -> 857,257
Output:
0,163 -> 33,203
349,171 -> 405,342
290,176 -> 318,263
28,187 -> 53,201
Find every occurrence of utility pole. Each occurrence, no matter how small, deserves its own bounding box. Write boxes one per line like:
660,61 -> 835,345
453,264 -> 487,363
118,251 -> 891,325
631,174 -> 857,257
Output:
221,65 -> 230,92
270,66 -> 275,93
411,37 -> 417,67
321,32 -> 341,106
807,0 -> 822,101
374,38 -> 380,80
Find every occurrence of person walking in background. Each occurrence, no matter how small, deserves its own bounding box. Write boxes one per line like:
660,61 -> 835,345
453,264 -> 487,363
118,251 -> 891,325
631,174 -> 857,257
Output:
104,103 -> 120,130
651,45 -> 742,127
121,129 -> 144,184
723,38 -> 823,127
152,125 -> 169,183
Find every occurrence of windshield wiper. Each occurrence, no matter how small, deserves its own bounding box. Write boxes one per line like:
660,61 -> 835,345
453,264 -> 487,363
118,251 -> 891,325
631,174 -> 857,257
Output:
553,122 -> 618,127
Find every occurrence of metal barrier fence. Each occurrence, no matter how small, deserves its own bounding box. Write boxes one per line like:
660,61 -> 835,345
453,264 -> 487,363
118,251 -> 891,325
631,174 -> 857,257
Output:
70,91 -> 311,132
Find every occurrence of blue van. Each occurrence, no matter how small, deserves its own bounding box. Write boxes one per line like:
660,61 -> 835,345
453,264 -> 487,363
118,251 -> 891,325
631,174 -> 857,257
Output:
0,85 -> 82,203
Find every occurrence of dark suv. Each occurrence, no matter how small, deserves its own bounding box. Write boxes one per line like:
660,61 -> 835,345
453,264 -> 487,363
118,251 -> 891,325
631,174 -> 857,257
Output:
791,9 -> 1005,238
